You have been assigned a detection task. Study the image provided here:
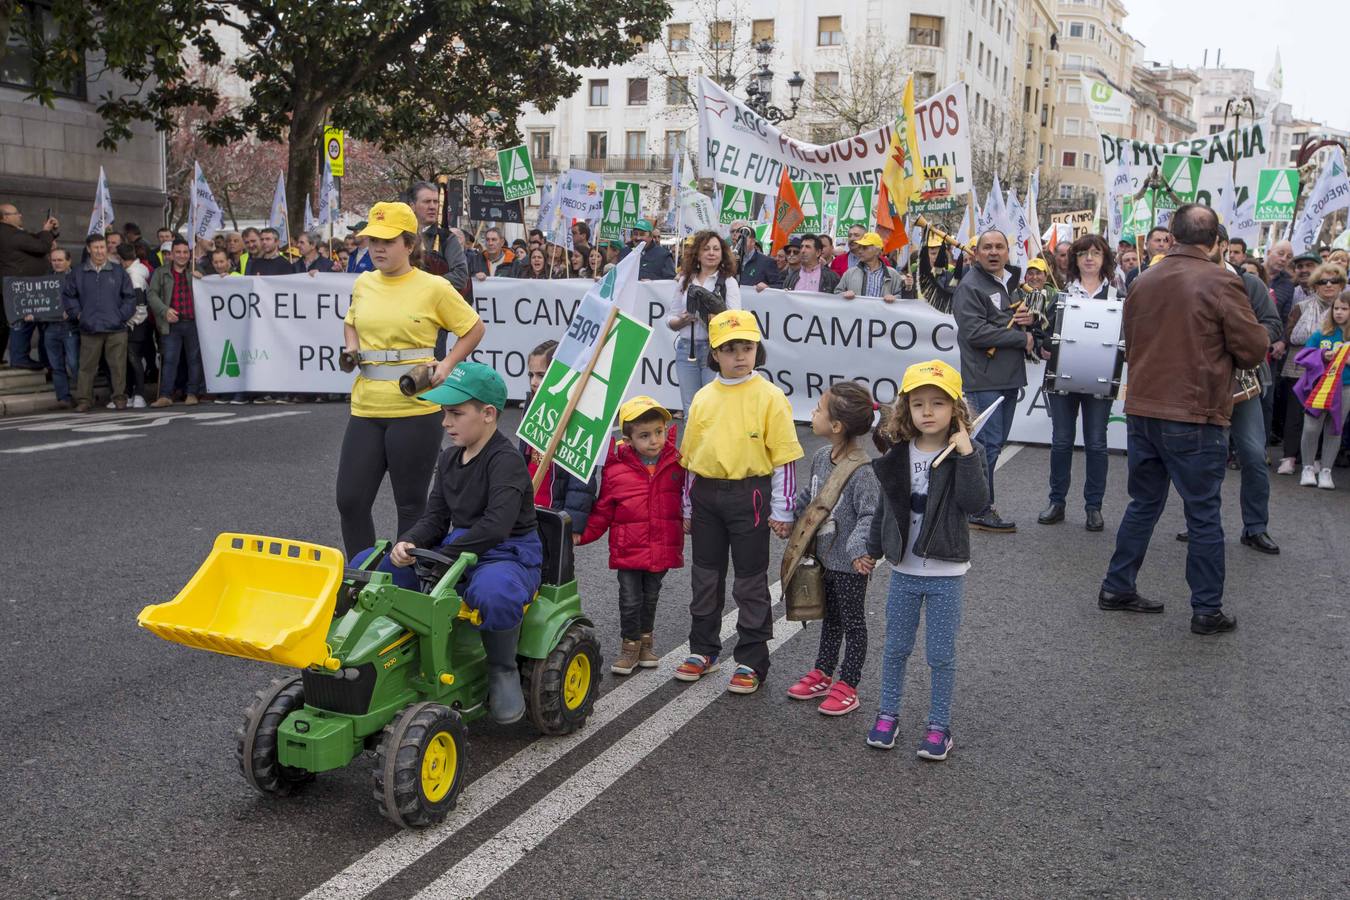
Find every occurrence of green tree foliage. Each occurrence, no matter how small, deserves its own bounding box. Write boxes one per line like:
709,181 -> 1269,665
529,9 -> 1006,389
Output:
9,0 -> 669,233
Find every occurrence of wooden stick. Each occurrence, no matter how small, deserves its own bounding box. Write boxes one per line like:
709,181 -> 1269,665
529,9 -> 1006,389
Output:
530,304 -> 620,494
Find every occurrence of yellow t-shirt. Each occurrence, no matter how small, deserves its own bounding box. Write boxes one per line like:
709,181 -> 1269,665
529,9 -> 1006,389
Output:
680,374 -> 803,479
344,268 -> 481,418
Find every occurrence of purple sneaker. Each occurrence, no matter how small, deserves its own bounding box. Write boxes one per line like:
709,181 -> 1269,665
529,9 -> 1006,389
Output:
866,713 -> 899,749
916,728 -> 953,761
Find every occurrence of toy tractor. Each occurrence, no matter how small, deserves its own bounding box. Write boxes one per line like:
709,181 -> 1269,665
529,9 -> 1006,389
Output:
138,509 -> 601,828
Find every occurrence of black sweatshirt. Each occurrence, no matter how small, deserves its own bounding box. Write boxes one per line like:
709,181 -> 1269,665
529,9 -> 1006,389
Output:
400,430 -> 538,557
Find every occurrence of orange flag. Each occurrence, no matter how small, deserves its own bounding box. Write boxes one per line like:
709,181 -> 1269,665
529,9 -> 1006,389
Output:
873,184 -> 911,254
770,168 -> 804,254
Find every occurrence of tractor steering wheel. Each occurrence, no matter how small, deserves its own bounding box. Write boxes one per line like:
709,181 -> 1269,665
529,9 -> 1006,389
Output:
407,547 -> 459,592
407,547 -> 457,569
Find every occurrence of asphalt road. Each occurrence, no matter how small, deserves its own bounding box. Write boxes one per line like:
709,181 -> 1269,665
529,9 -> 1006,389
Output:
1,403 -> 1346,899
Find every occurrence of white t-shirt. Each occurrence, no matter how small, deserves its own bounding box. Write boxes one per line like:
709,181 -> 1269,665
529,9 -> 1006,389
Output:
893,442 -> 971,577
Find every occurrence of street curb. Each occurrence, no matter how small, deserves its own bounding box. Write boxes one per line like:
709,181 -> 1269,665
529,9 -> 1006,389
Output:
0,392 -> 61,416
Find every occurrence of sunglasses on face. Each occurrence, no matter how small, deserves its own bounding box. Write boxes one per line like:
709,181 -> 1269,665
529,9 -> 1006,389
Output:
786,248 -> 800,255
1314,279 -> 1346,287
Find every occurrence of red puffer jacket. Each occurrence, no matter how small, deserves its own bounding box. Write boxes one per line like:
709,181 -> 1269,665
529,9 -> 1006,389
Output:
578,427 -> 684,572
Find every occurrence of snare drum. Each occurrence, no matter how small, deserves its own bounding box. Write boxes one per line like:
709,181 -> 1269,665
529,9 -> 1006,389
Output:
1044,299 -> 1126,399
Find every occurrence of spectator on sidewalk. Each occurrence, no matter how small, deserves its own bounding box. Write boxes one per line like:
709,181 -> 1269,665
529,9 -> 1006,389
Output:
147,238 -> 205,407
118,243 -> 154,408
294,231 -> 336,273
245,228 -> 295,276
835,232 -> 903,302
0,201 -> 60,368
44,247 -> 78,408
63,233 -> 135,412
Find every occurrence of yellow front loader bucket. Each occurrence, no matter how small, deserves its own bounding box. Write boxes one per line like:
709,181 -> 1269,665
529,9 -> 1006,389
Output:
138,533 -> 345,669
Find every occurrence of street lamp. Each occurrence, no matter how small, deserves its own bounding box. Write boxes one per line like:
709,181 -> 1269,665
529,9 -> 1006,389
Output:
744,40 -> 804,124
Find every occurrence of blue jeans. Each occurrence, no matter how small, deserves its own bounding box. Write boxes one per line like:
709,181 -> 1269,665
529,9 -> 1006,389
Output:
1229,392 -> 1270,536
1047,392 -> 1112,509
42,323 -> 79,402
966,388 -> 1019,508
877,571 -> 965,730
674,337 -> 712,413
8,318 -> 39,366
1103,416 -> 1228,614
159,320 -> 205,397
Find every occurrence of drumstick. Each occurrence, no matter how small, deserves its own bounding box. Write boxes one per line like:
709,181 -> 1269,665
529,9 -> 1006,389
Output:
932,396 -> 1004,468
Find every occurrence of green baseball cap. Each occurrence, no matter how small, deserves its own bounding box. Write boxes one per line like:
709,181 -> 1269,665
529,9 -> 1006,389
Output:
632,218 -> 654,233
419,361 -> 507,409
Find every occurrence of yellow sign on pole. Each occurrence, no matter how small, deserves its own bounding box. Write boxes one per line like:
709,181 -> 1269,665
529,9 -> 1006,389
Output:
324,127 -> 345,178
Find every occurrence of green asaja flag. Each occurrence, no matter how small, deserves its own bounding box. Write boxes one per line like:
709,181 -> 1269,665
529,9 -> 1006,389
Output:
720,186 -> 754,224
835,185 -> 873,237
1253,168 -> 1299,222
497,144 -> 537,201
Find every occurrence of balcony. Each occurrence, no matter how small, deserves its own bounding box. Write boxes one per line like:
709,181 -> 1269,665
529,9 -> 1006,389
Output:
566,154 -> 683,174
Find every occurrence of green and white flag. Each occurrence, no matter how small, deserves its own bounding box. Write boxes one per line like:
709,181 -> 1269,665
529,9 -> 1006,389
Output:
1081,74 -> 1131,126
1254,168 -> 1300,222
497,144 -> 537,202
834,185 -> 873,237
615,181 -> 641,230
1159,154 -> 1202,210
720,186 -> 755,224
791,180 -> 826,233
600,188 -> 623,242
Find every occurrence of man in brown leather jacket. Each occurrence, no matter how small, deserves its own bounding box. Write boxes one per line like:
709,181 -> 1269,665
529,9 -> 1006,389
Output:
1098,204 -> 1268,636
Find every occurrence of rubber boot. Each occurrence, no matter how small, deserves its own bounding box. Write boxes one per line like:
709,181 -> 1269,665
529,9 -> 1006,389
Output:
480,625 -> 526,725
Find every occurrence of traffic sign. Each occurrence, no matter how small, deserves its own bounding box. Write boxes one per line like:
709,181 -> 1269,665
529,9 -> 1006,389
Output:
324,127 -> 344,178
1254,168 -> 1299,222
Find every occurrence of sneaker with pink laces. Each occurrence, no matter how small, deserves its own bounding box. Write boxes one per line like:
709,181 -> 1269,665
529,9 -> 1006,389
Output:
786,668 -> 832,700
817,681 -> 859,716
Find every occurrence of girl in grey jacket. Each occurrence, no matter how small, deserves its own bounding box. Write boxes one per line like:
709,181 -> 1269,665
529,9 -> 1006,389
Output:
861,360 -> 989,761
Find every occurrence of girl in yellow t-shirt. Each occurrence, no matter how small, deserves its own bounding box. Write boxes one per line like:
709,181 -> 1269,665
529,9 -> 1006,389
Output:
674,310 -> 803,695
337,202 -> 485,557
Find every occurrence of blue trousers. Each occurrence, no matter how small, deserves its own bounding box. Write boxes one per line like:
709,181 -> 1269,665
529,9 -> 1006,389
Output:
1047,392 -> 1112,509
354,529 -> 544,631
8,318 -> 39,367
160,320 -> 205,397
1229,392 -> 1270,536
877,571 -> 965,731
42,323 -> 79,402
1103,415 -> 1228,614
674,336 -> 712,413
966,388 -> 1019,508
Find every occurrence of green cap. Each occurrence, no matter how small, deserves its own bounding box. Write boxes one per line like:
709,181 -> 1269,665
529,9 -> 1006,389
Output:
419,361 -> 507,409
632,218 -> 654,233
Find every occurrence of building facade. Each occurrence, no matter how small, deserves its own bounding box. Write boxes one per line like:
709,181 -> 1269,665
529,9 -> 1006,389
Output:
0,7 -> 166,249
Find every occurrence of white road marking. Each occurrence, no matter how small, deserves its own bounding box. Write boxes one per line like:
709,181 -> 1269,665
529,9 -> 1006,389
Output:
15,411 -> 235,432
198,411 -> 311,426
0,412 -> 88,430
0,434 -> 143,454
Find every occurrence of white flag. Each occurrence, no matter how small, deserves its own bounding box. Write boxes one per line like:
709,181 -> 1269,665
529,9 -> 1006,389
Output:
87,166 -> 115,236
303,194 -> 317,234
1007,194 -> 1031,269
983,174 -> 1013,239
1081,74 -> 1132,126
1290,148 -> 1350,252
269,172 -> 289,246
1228,194 -> 1260,247
189,162 -> 225,245
318,157 -> 337,226
1211,166 -> 1237,225
679,186 -> 716,235
1266,48 -> 1283,97
1025,169 -> 1043,259
1105,159 -> 1132,245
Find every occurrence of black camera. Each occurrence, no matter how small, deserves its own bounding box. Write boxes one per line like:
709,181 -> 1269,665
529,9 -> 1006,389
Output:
685,284 -> 726,324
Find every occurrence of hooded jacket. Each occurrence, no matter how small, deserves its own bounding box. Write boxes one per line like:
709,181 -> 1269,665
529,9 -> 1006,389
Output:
867,440 -> 989,566
578,427 -> 684,572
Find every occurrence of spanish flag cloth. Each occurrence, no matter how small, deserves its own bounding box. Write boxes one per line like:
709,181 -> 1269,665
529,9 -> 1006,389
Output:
1294,341 -> 1350,434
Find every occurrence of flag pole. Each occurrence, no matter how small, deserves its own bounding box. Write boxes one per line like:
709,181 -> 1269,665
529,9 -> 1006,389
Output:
529,304 -> 619,494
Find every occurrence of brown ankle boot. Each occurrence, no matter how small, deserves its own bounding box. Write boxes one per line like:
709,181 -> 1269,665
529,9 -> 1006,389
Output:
611,639 -> 641,675
638,633 -> 658,668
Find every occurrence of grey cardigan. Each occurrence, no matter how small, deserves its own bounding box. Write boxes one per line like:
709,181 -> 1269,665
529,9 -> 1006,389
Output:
792,445 -> 880,572
866,440 -> 989,566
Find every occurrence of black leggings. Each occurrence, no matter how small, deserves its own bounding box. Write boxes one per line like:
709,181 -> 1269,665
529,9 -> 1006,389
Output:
815,569 -> 869,687
336,413 -> 443,557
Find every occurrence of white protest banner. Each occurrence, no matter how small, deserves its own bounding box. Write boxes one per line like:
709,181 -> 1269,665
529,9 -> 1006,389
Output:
698,76 -> 970,201
194,274 -> 1124,449
1081,74 -> 1132,126
1100,119 -> 1270,214
555,169 -> 605,233
1289,148 -> 1350,252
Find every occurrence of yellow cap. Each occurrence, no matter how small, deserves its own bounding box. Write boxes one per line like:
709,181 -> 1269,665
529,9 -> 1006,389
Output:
855,231 -> 885,249
1025,257 -> 1050,274
708,310 -> 762,348
619,395 -> 671,424
359,202 -> 418,240
901,359 -> 963,401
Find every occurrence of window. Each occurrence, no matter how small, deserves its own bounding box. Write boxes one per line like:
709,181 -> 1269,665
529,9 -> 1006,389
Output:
1069,21 -> 1084,37
818,16 -> 843,46
627,78 -> 648,105
667,22 -> 690,51
1024,85 -> 1032,112
752,19 -> 775,43
1059,184 -> 1075,200
710,20 -> 732,49
978,41 -> 985,72
529,131 -> 552,162
1066,53 -> 1082,68
1,3 -> 85,98
664,130 -> 686,158
1208,123 -> 1223,135
1066,83 -> 1082,104
1063,117 -> 1080,136
967,31 -> 973,59
915,71 -> 936,99
666,75 -> 691,105
588,79 -> 609,106
909,14 -> 943,47
1083,152 -> 1094,170
1062,151 -> 1077,167
814,71 -> 840,98
587,132 -> 608,160
1041,104 -> 1049,127
625,131 -> 646,158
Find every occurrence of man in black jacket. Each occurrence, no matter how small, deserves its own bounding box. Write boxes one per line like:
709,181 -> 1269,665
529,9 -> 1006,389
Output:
629,219 -> 676,281
1,201 -> 60,368
730,221 -> 779,287
62,233 -> 135,411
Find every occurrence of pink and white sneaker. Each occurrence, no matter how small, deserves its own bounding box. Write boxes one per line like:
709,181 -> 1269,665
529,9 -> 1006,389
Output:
786,668 -> 832,700
817,681 -> 859,716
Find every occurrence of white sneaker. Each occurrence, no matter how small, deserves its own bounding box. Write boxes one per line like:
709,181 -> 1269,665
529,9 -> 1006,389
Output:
1276,457 -> 1297,475
105,400 -> 116,409
1300,465 -> 1318,487
132,395 -> 147,408
1318,468 -> 1335,490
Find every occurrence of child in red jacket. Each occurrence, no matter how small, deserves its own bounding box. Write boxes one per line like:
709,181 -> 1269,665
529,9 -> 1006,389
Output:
578,395 -> 685,675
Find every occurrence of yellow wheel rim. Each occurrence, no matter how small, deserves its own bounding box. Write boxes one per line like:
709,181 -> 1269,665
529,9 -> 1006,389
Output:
420,732 -> 457,802
563,653 -> 591,711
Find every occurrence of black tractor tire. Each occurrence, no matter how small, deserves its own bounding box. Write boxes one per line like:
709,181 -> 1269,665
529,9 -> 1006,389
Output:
521,624 -> 602,736
236,676 -> 314,796
372,702 -> 468,828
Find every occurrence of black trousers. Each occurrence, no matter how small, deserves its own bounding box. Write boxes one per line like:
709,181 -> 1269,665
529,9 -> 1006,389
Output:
336,413 -> 443,557
689,475 -> 773,677
814,569 -> 869,687
126,319 -> 156,399
617,569 -> 666,640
